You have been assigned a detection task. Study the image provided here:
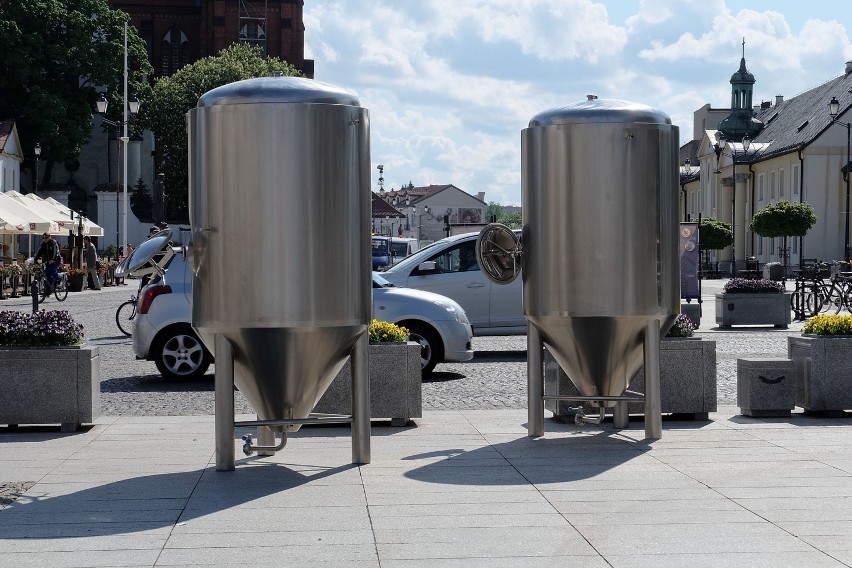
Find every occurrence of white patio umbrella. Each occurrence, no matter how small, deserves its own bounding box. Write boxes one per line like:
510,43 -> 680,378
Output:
0,193 -> 59,235
40,195 -> 105,237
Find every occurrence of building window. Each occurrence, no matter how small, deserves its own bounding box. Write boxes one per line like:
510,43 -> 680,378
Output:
792,237 -> 798,254
770,171 -> 776,199
792,165 -> 800,195
758,237 -> 763,255
239,20 -> 267,55
162,27 -> 190,76
779,169 -> 785,197
758,174 -> 764,201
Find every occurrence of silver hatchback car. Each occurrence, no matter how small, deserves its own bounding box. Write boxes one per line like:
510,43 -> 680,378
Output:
381,232 -> 525,335
131,248 -> 474,380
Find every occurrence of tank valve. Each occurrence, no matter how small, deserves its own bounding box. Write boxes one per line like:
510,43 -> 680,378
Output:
241,434 -> 254,456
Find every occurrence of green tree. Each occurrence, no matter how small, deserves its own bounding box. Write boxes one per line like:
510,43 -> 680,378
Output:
137,43 -> 302,222
699,217 -> 733,272
699,217 -> 734,251
130,177 -> 153,222
498,210 -> 522,229
0,0 -> 152,187
485,201 -> 502,223
750,200 -> 818,268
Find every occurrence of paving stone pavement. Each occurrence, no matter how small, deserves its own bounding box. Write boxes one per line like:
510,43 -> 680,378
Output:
0,277 -> 803,415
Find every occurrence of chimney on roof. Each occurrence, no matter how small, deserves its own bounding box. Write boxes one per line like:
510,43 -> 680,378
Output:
760,101 -> 771,109
775,95 -> 784,105
476,192 -> 485,202
846,60 -> 852,75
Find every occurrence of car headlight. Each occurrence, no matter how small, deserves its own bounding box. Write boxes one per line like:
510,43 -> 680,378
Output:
433,299 -> 467,323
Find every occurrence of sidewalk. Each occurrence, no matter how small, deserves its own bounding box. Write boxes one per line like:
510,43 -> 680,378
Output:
2,407 -> 852,567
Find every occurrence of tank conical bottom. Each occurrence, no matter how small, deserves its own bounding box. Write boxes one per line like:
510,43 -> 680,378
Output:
208,325 -> 365,430
531,315 -> 655,403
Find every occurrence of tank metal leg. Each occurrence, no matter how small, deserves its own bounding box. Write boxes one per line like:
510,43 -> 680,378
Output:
257,426 -> 276,456
644,320 -> 663,440
612,401 -> 629,429
215,334 -> 235,471
351,331 -> 371,464
528,324 -> 544,437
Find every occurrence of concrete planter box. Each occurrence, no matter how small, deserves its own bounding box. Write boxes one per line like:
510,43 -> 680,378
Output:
545,337 -> 717,420
715,292 -> 791,328
314,341 -> 422,426
763,264 -> 784,281
788,335 -> 852,414
0,345 -> 100,432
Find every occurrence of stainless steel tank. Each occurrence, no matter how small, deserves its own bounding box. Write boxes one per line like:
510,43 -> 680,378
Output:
477,97 -> 679,438
188,76 -> 372,468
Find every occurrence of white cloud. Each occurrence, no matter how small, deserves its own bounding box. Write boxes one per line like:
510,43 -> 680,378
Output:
303,1 -> 852,205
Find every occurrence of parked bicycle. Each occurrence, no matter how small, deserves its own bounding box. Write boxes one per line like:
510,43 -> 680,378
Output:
31,264 -> 69,304
115,292 -> 138,336
790,261 -> 852,319
115,278 -> 147,336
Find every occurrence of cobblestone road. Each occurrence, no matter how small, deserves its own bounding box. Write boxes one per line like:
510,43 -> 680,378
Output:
1,278 -> 801,415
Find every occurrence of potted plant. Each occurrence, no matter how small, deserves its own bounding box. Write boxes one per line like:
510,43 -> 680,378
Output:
0,310 -> 100,431
715,277 -> 791,328
63,264 -> 86,292
788,314 -> 852,414
314,320 -> 422,426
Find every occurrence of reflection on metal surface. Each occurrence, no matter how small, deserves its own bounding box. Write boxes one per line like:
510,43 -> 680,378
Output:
189,77 -> 371,462
475,223 -> 521,284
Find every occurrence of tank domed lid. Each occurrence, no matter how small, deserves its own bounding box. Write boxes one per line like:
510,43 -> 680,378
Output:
528,98 -> 672,128
197,76 -> 361,108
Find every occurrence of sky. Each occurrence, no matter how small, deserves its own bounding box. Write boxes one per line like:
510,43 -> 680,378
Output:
303,1 -> 852,206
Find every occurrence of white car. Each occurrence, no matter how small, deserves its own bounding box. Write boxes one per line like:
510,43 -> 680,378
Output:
381,232 -> 525,335
130,246 -> 474,380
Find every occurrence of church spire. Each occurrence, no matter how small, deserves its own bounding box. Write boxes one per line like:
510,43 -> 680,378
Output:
718,38 -> 763,140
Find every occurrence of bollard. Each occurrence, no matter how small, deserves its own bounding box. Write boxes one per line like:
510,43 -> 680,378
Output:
31,281 -> 38,313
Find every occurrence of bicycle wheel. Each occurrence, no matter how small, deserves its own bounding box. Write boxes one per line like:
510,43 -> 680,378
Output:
115,300 -> 136,336
823,282 -> 844,314
37,276 -> 49,303
54,274 -> 69,302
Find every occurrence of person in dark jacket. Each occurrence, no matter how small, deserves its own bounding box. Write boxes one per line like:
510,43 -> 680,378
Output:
34,232 -> 61,290
83,236 -> 101,290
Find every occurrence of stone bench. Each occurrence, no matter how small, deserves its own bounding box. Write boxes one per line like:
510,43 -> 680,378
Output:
737,358 -> 795,417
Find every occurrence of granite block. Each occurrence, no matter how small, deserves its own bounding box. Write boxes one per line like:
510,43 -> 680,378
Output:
788,335 -> 852,412
314,341 -> 421,425
545,338 -> 716,419
737,358 -> 795,417
0,345 -> 100,431
715,292 -> 792,328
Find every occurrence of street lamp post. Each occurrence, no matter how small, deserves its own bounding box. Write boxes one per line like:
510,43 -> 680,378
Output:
33,143 -> 41,194
94,23 -> 139,255
829,96 -> 852,261
714,132 -> 751,274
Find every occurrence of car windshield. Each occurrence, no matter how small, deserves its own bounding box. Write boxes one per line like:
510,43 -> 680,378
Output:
385,233 -> 477,272
371,238 -> 389,256
372,272 -> 397,288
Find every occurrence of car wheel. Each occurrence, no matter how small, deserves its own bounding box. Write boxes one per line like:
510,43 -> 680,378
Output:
153,325 -> 211,381
400,321 -> 443,376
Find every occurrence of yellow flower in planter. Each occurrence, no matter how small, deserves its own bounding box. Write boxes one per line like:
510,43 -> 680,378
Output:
368,320 -> 409,343
803,314 -> 852,336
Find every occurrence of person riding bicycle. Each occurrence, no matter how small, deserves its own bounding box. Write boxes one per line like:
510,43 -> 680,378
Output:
34,232 -> 62,291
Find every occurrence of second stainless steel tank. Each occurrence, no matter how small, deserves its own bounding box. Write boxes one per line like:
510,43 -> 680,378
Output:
522,98 -> 680,401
